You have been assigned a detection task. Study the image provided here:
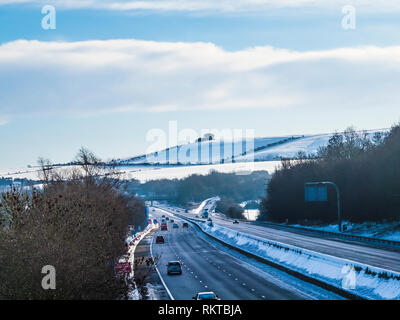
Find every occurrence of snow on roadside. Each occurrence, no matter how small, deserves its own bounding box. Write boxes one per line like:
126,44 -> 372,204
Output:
192,197 -> 220,215
196,222 -> 400,300
124,223 -> 155,300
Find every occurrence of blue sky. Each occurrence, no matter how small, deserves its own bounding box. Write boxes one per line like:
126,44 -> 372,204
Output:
1,1 -> 400,168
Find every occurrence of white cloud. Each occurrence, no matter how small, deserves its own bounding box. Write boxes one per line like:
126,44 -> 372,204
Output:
1,39 -> 400,122
3,0 -> 400,13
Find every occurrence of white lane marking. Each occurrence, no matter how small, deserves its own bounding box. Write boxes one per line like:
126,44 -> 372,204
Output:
150,235 -> 175,300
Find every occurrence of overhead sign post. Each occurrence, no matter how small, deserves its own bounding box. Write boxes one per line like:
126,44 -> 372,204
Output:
305,181 -> 342,232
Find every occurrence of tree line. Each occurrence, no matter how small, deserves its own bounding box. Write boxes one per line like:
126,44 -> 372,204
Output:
129,170 -> 270,206
259,125 -> 400,224
0,148 -> 147,299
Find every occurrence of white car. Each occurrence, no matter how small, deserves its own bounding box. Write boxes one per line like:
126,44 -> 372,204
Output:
193,292 -> 220,300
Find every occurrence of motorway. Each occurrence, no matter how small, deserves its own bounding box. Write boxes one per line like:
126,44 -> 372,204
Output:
210,216 -> 400,273
166,205 -> 400,273
149,206 -> 344,300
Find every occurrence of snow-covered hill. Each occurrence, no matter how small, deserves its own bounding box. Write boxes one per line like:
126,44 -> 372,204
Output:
118,129 -> 387,165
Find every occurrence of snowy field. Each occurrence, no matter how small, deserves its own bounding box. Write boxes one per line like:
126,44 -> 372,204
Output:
119,129 -> 387,165
122,161 -> 279,182
243,209 -> 260,221
0,161 -> 280,183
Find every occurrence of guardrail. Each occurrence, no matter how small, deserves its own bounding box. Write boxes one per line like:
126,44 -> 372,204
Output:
252,220 -> 400,249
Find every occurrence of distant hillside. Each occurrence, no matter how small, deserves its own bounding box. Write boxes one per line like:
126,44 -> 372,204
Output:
116,129 -> 388,166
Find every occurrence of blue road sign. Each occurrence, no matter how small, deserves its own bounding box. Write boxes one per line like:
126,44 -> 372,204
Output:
305,185 -> 327,202
153,219 -> 158,224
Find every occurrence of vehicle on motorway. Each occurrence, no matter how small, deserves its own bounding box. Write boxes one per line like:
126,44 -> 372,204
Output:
167,261 -> 182,275
166,217 -> 169,221
161,219 -> 166,223
173,223 -> 179,228
195,215 -> 199,218
182,222 -> 189,228
170,219 -> 174,223
152,208 -> 155,212
202,208 -> 209,219
162,215 -> 165,218
207,218 -> 212,222
233,219 -> 239,224
193,292 -> 219,300
156,235 -> 165,244
185,209 -> 188,213
161,223 -> 168,231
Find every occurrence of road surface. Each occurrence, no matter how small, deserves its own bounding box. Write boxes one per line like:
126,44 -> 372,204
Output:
149,207 -> 344,300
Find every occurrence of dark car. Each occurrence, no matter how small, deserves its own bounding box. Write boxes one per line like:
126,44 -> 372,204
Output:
167,261 -> 182,275
182,222 -> 189,228
156,235 -> 165,244
166,217 -> 169,221
172,223 -> 179,229
185,209 -> 188,213
193,292 -> 219,300
233,219 -> 239,224
161,223 -> 168,231
162,215 -> 165,218
170,219 -> 174,223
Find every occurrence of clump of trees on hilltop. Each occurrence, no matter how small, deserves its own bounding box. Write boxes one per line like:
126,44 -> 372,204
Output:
0,148 -> 147,299
259,125 -> 400,224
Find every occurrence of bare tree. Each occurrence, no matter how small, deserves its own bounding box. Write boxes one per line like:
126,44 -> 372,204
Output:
37,157 -> 53,183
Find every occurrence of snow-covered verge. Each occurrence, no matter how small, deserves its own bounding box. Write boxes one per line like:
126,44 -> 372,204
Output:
290,221 -> 400,242
194,222 -> 400,300
124,224 -> 155,300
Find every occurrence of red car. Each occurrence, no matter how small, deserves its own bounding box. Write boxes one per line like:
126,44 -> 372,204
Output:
156,235 -> 165,244
161,222 -> 168,231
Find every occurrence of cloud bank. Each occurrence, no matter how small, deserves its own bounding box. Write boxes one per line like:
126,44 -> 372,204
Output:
1,39 -> 400,122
